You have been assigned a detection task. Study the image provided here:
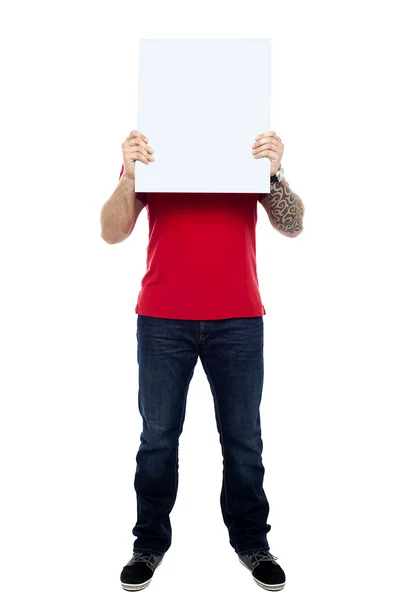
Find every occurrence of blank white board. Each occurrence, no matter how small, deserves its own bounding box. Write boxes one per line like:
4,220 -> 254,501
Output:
135,39 -> 271,193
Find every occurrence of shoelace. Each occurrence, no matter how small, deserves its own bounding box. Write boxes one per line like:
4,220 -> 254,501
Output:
249,550 -> 278,569
128,552 -> 156,569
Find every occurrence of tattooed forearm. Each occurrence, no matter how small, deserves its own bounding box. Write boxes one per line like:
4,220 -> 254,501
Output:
267,179 -> 305,237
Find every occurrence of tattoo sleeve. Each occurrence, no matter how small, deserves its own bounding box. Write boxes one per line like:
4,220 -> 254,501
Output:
264,179 -> 305,236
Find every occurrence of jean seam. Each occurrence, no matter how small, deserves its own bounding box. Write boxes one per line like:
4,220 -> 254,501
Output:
161,362 -> 194,543
237,545 -> 270,555
201,345 -> 268,554
200,358 -> 228,511
134,547 -> 164,556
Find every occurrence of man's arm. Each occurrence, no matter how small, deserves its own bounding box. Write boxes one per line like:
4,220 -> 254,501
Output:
258,178 -> 305,237
100,170 -> 146,244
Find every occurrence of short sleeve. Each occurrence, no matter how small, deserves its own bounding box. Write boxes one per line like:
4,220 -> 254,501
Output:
135,192 -> 147,205
119,163 -> 147,206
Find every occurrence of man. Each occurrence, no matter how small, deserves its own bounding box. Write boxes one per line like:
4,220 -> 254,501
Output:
100,129 -> 305,592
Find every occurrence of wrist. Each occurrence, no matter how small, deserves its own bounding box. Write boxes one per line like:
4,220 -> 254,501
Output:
122,171 -> 135,183
270,164 -> 284,183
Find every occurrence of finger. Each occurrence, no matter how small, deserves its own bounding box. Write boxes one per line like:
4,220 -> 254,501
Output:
123,138 -> 153,152
253,141 -> 281,152
126,130 -> 148,143
253,137 -> 282,151
254,131 -> 281,145
135,146 -> 155,162
253,141 -> 282,155
255,131 -> 278,140
253,149 -> 280,160
122,139 -> 154,160
125,150 -> 150,165
124,143 -> 153,163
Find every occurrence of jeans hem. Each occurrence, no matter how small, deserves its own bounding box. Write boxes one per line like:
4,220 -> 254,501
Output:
236,545 -> 270,556
133,547 -> 166,556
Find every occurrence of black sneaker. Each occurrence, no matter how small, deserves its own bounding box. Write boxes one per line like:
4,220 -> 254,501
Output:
120,551 -> 164,592
238,550 -> 286,591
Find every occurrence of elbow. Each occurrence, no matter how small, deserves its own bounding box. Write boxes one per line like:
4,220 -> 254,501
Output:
100,217 -> 129,244
101,232 -> 117,244
100,222 -> 114,244
100,215 -> 135,244
272,222 -> 304,237
286,227 -> 304,238
101,227 -> 125,244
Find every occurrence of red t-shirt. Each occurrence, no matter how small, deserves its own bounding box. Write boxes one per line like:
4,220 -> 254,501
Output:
119,164 -> 266,320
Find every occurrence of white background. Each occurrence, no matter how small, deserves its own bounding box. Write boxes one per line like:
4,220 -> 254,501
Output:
1,1 -> 398,599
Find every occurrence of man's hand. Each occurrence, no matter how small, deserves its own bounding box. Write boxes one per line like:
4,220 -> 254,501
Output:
252,130 -> 284,176
121,130 -> 155,179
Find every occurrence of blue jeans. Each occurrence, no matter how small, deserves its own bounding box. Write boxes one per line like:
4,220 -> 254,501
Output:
132,315 -> 271,556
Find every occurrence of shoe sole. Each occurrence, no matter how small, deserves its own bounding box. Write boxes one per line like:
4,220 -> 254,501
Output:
121,557 -> 164,592
238,556 -> 285,591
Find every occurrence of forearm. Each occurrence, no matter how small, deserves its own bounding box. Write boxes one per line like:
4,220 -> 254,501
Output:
268,178 -> 305,237
100,173 -> 136,243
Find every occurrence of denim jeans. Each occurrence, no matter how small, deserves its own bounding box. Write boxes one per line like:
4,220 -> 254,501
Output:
132,315 -> 271,556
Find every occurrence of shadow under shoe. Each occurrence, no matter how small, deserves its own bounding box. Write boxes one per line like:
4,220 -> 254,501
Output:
120,551 -> 164,592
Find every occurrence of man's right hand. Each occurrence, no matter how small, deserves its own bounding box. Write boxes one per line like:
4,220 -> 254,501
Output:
121,130 -> 155,179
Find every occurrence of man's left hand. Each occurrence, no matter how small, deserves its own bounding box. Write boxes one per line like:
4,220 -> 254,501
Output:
252,131 -> 284,177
